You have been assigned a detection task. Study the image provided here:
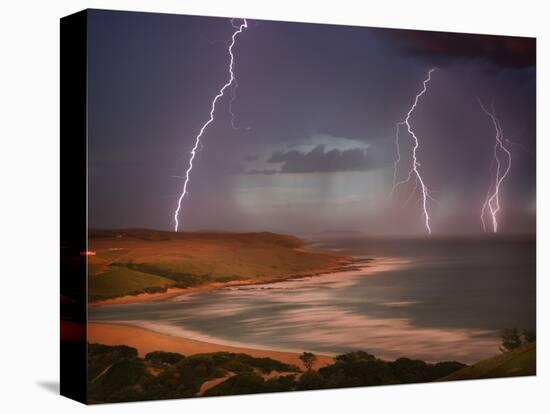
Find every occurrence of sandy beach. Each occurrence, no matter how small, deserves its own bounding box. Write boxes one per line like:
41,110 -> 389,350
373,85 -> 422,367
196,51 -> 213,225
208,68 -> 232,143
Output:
88,322 -> 334,370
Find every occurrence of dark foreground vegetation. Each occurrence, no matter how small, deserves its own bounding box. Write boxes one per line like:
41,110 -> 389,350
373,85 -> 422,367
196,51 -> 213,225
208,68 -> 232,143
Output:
87,344 -> 465,404
88,327 -> 537,404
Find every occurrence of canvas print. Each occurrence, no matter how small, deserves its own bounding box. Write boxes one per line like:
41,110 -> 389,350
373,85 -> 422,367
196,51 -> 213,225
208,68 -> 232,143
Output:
60,9 -> 536,404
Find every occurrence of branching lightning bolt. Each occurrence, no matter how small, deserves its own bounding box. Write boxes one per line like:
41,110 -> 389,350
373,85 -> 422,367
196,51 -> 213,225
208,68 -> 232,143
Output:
173,19 -> 248,232
391,68 -> 436,234
479,99 -> 512,233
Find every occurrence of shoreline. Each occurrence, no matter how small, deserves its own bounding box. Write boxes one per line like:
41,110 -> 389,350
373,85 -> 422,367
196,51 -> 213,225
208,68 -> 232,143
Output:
90,255 -> 371,307
88,322 -> 334,371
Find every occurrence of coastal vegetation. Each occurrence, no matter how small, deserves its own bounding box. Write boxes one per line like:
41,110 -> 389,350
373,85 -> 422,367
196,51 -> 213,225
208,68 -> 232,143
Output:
87,343 -> 468,403
442,342 -> 535,380
88,343 -> 300,403
88,339 -> 536,403
498,328 -> 536,353
442,331 -> 536,381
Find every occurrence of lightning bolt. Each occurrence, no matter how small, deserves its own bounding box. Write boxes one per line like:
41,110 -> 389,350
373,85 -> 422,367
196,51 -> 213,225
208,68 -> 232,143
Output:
391,68 -> 436,234
228,80 -> 251,130
479,99 -> 512,233
391,121 -> 405,191
227,17 -> 250,131
173,18 -> 248,232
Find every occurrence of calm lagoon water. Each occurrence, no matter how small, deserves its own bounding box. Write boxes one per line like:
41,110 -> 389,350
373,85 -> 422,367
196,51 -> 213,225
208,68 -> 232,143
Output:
89,237 -> 535,364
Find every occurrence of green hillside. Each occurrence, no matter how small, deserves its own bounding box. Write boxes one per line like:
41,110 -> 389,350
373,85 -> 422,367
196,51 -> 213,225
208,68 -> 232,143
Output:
442,342 -> 536,381
88,229 -> 347,301
89,267 -> 177,300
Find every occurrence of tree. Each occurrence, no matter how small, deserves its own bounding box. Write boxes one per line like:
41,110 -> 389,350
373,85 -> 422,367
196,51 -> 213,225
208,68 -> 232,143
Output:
499,328 -> 522,353
299,352 -> 317,371
297,370 -> 326,390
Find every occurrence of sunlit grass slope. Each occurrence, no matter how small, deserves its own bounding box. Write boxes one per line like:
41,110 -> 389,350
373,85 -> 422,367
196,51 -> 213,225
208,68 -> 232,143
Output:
88,229 -> 346,301
442,342 -> 536,381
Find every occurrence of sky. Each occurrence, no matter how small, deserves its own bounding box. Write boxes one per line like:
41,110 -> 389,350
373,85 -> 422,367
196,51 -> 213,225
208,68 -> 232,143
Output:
87,9 -> 536,236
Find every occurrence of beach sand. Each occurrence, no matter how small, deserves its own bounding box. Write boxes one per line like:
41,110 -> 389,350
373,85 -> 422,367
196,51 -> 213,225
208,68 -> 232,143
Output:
88,323 -> 334,370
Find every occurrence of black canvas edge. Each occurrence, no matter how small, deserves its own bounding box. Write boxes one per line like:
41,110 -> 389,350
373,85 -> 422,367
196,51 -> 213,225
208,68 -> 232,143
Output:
60,9 -> 88,404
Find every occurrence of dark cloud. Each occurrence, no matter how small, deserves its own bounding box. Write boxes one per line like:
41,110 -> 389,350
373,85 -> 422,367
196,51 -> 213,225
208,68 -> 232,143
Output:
383,29 -> 535,69
259,145 -> 376,174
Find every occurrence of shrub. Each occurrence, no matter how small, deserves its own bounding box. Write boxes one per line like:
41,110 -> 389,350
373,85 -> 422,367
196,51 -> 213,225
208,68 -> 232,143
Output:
500,328 -> 523,352
297,370 -> 326,390
145,351 -> 185,365
88,343 -> 138,381
522,329 -> 536,343
204,373 -> 266,396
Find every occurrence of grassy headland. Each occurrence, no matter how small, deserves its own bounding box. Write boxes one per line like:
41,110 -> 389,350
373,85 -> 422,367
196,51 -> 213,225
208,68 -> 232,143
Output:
88,229 -> 352,304
441,341 -> 536,381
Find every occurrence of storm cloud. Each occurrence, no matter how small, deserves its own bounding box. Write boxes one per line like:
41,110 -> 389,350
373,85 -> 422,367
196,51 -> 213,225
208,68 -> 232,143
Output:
262,145 -> 376,174
384,29 -> 535,69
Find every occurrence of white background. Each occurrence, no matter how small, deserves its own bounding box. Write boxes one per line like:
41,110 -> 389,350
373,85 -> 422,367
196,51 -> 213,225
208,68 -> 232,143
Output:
0,0 -> 547,412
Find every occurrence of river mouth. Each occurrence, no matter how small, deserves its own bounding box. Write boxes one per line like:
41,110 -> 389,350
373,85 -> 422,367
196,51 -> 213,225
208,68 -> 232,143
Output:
89,237 -> 535,364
